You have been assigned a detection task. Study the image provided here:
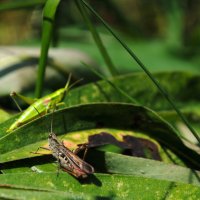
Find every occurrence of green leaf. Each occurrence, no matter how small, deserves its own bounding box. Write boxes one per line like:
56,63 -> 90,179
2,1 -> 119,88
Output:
0,173 -> 200,200
0,103 -> 200,168
66,71 -> 200,111
1,103 -> 200,199
3,150 -> 199,186
66,71 -> 200,138
0,109 -> 12,123
88,151 -> 200,186
0,186 -> 86,200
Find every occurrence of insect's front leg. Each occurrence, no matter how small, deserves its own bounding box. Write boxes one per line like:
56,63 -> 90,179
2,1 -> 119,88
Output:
31,146 -> 50,154
56,102 -> 65,107
46,102 -> 66,114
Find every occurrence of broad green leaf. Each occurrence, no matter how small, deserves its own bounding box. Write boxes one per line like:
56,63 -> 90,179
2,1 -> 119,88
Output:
65,71 -> 200,111
65,71 -> 200,139
3,150 -> 200,186
0,187 -> 87,200
0,127 -> 182,173
0,173 -> 199,200
0,128 -> 163,163
88,151 -> 200,186
0,103 -> 200,168
0,109 -> 12,123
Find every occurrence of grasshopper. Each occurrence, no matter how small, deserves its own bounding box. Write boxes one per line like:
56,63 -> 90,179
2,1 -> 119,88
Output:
34,111 -> 94,178
7,74 -> 78,132
47,132 -> 94,178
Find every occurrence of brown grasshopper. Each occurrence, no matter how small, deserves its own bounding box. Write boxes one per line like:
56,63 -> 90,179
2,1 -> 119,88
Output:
47,132 -> 94,178
33,108 -> 94,178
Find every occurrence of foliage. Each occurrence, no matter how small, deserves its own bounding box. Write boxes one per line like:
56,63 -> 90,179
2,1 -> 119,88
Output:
0,0 -> 200,199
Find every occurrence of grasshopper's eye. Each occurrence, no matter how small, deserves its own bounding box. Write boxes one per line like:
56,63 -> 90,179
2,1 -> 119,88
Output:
49,132 -> 56,139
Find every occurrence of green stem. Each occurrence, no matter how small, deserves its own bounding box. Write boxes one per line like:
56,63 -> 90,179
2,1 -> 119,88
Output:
75,0 -> 118,76
35,0 -> 60,98
35,19 -> 53,98
80,0 -> 200,144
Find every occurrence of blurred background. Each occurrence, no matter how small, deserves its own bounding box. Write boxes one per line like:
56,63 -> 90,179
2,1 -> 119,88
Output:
0,0 -> 200,108
0,0 -> 200,71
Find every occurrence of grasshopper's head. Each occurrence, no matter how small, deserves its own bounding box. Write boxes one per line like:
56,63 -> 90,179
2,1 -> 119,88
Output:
48,132 -> 57,140
59,74 -> 83,101
48,132 -> 61,150
49,74 -> 83,105
53,73 -> 72,103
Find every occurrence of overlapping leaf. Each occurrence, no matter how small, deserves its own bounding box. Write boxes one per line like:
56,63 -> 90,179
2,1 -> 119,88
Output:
65,71 -> 200,142
0,71 -> 200,199
66,71 -> 200,111
0,173 -> 200,200
0,103 -> 200,167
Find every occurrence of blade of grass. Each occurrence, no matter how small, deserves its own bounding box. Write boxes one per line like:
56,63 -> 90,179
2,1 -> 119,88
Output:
80,0 -> 200,144
88,151 -> 200,186
0,0 -> 46,11
35,0 -> 61,98
75,0 -> 118,76
81,62 -> 139,104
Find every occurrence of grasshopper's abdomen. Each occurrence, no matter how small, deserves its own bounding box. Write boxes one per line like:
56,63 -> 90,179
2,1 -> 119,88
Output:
7,100 -> 47,132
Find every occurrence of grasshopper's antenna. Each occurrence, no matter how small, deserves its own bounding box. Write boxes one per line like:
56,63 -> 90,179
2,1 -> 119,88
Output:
61,73 -> 83,103
64,73 -> 72,91
64,73 -> 84,92
67,78 -> 84,91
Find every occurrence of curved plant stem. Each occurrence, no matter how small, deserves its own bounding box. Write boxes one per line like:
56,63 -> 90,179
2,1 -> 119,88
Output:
80,0 -> 200,144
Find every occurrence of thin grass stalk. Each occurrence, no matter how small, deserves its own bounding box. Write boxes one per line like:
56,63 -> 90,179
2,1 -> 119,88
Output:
75,0 -> 118,76
80,0 -> 200,144
82,62 -> 139,104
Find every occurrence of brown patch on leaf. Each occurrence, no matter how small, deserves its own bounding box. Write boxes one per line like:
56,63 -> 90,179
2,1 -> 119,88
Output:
83,132 -> 161,161
122,135 -> 161,160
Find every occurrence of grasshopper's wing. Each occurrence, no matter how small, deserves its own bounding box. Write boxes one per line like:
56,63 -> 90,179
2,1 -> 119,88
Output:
61,164 -> 87,178
65,150 -> 94,174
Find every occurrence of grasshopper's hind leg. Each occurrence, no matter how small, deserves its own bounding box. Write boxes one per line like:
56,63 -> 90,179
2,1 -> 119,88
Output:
10,92 -> 37,112
74,143 -> 89,161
